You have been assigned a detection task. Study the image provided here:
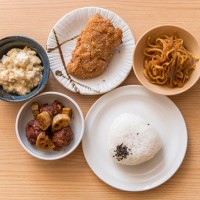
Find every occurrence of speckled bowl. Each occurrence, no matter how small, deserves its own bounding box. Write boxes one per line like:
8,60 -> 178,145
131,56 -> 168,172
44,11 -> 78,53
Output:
0,36 -> 50,102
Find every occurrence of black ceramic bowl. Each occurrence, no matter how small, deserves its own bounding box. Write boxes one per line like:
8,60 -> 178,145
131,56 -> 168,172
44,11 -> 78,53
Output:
0,36 -> 50,102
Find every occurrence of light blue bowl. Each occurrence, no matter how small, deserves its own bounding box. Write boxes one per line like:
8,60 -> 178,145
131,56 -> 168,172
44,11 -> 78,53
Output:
0,36 -> 50,102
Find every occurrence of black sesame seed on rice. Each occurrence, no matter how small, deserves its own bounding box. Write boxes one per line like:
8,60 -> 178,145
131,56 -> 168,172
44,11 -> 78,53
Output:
113,143 -> 132,161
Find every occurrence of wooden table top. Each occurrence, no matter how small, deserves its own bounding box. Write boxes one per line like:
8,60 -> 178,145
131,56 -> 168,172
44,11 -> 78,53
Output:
0,0 -> 200,199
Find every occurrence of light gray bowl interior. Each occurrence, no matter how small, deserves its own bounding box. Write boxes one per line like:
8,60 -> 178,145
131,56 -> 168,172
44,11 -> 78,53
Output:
17,93 -> 84,160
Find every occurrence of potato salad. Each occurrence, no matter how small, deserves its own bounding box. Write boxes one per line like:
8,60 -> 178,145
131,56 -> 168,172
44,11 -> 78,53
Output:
0,46 -> 43,95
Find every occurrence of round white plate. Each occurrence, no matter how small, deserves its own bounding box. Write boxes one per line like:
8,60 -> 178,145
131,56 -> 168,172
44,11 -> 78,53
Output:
47,7 -> 135,95
82,85 -> 187,191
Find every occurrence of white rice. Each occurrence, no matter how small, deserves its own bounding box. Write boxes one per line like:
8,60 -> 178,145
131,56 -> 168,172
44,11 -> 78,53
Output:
109,113 -> 162,165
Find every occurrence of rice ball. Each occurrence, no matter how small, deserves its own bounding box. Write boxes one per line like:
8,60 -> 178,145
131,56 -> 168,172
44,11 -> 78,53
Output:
109,113 -> 162,165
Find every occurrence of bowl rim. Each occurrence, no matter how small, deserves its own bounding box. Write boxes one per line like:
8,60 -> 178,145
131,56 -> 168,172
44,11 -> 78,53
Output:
0,35 -> 50,102
15,91 -> 85,160
133,24 -> 200,96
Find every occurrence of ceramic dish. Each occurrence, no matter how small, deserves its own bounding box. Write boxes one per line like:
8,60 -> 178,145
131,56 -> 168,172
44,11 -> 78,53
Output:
82,85 -> 187,191
0,36 -> 50,102
47,7 -> 135,95
133,25 -> 200,96
15,92 -> 84,160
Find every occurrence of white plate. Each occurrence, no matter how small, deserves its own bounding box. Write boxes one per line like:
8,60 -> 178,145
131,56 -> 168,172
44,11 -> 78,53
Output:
82,85 -> 187,191
46,7 -> 135,95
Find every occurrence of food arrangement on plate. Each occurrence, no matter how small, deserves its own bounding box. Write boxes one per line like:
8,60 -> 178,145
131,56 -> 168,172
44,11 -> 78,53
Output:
67,14 -> 123,79
47,7 -> 135,95
109,113 -> 161,165
82,85 -> 187,191
0,6 -> 198,191
26,100 -> 73,151
143,34 -> 198,88
0,36 -> 50,102
0,46 -> 43,95
15,92 -> 84,160
133,25 -> 200,95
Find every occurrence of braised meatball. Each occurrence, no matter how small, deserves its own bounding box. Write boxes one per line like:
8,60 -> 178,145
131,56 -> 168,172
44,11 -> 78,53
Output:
52,127 -> 73,151
26,119 -> 43,145
39,101 -> 64,118
51,100 -> 64,116
40,103 -> 54,117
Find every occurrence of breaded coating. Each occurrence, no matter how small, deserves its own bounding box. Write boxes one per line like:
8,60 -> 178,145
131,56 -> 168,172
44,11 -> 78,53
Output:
66,14 -> 122,79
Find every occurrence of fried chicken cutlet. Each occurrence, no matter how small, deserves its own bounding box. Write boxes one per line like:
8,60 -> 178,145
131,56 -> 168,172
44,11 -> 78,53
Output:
66,14 -> 122,79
